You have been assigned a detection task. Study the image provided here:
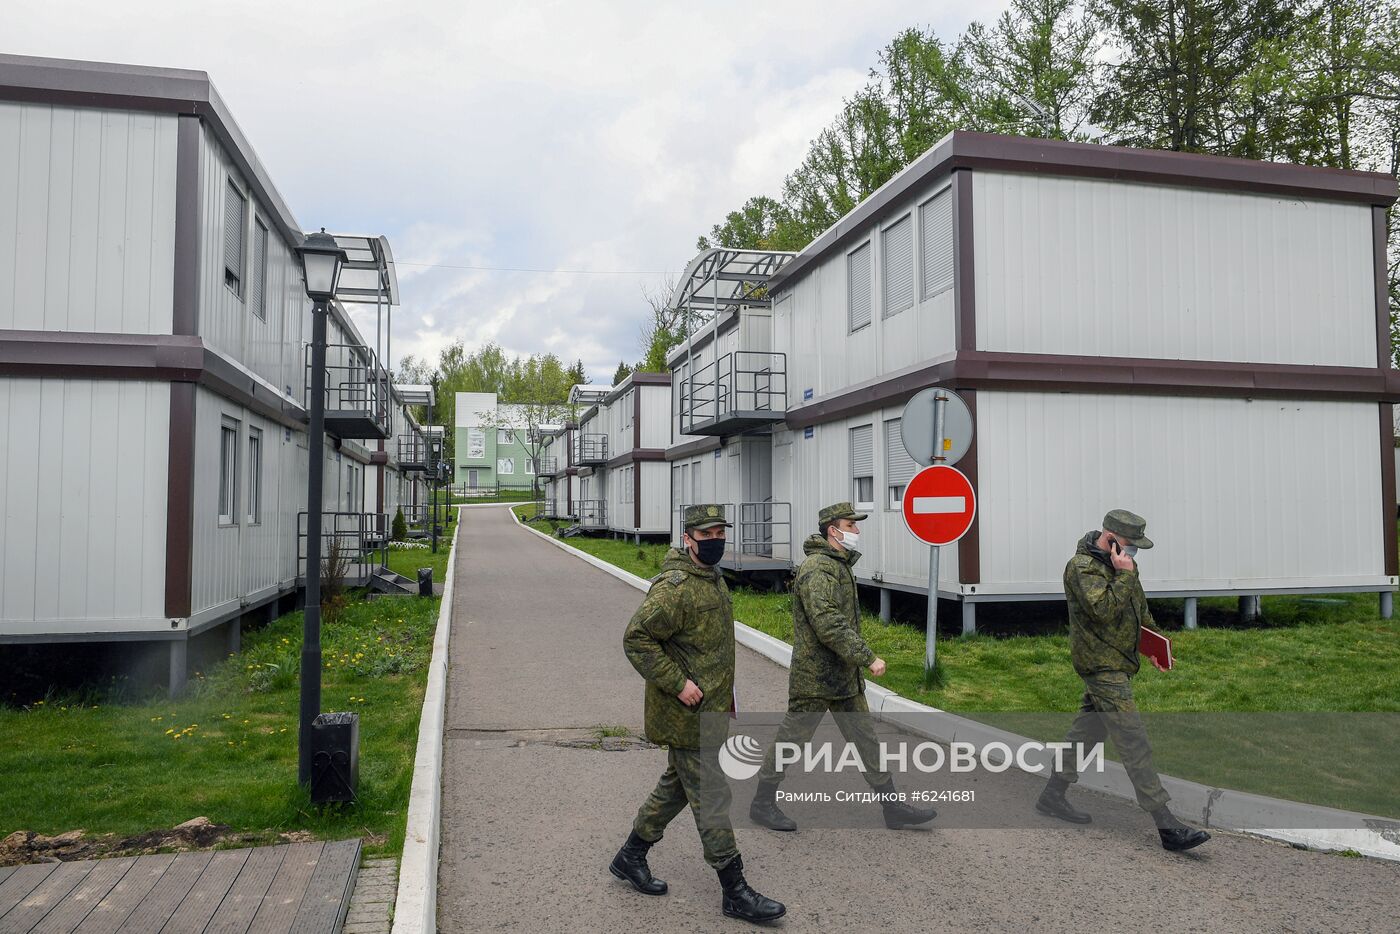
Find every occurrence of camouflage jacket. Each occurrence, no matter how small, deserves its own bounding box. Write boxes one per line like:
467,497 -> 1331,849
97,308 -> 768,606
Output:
790,535 -> 876,701
623,548 -> 735,749
1065,531 -> 1155,678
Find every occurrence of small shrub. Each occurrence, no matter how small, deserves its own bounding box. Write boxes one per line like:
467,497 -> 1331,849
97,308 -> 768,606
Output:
392,507 -> 407,542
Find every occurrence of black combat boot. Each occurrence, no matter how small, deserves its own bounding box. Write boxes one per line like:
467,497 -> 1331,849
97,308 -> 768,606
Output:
608,830 -> 668,895
1152,807 -> 1210,852
875,783 -> 937,829
716,855 -> 786,924
749,781 -> 797,832
1035,776 -> 1093,824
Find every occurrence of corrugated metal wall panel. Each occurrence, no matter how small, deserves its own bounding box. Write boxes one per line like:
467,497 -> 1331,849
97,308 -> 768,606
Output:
0,103 -> 177,333
0,378 -> 169,634
976,391 -> 1385,590
973,171 -> 1376,365
199,124 -> 308,392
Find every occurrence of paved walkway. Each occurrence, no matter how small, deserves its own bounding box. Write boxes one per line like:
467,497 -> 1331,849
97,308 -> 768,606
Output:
0,840 -> 359,934
437,506 -> 1400,933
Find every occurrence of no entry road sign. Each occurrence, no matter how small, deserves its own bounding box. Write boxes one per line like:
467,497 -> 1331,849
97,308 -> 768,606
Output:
901,465 -> 976,546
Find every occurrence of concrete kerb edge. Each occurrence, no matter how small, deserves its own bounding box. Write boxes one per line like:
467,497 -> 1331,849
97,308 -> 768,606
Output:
507,506 -> 1400,862
391,508 -> 461,934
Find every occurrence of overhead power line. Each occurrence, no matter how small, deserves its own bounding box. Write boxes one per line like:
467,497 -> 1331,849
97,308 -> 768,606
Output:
396,260 -> 673,276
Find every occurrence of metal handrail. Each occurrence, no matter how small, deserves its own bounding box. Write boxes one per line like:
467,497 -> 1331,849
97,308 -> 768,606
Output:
305,343 -> 393,434
680,351 -> 786,433
673,501 -> 792,568
296,511 -> 388,577
574,434 -> 609,463
537,456 -> 559,475
397,432 -> 428,465
576,499 -> 607,528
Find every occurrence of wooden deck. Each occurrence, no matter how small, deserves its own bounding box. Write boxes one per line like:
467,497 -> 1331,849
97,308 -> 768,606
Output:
0,839 -> 361,934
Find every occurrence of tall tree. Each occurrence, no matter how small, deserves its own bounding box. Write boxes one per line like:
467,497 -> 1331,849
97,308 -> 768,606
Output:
1090,0 -> 1299,154
612,361 -> 633,385
962,0 -> 1102,140
566,359 -> 588,387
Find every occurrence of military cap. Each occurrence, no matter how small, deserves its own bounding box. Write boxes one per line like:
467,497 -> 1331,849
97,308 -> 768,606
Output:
819,501 -> 868,526
684,503 -> 732,530
1103,509 -> 1154,549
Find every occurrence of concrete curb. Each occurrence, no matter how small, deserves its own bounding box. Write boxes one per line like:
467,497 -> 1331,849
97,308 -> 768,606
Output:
507,507 -> 1400,862
391,509 -> 461,934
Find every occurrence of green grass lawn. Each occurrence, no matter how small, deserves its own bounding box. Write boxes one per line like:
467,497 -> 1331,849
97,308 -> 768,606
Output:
511,504 -> 1399,815
0,591 -> 444,856
385,541 -> 453,584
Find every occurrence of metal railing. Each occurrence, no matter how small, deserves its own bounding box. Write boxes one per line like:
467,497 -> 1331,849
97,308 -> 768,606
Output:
674,501 -> 792,569
680,351 -> 786,435
305,343 -> 392,438
397,432 -> 428,470
297,511 -> 388,580
576,499 -> 607,529
536,456 -> 559,475
574,434 -> 609,464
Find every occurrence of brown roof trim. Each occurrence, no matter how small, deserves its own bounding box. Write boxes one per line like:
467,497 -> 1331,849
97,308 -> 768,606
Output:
768,131 -> 1399,296
666,436 -> 723,461
370,450 -> 389,465
164,382 -> 196,619
0,330 -> 309,430
607,448 -> 668,469
784,351 -> 1400,430
0,54 -> 305,250
629,372 -> 673,385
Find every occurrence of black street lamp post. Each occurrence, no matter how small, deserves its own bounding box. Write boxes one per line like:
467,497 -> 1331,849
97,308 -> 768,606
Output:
295,229 -> 348,787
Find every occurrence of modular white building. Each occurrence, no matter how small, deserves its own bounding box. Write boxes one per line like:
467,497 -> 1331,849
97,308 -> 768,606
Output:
667,132 -> 1399,627
0,54 -> 426,690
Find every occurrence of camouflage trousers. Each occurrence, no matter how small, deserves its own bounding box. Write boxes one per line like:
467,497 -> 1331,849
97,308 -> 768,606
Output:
633,745 -> 738,870
755,693 -> 890,789
1055,671 -> 1171,812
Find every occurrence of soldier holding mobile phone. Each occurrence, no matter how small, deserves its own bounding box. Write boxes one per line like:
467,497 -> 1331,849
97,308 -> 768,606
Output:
1035,509 -> 1210,852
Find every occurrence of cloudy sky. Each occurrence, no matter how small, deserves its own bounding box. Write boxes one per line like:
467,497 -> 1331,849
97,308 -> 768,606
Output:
10,0 -> 1000,383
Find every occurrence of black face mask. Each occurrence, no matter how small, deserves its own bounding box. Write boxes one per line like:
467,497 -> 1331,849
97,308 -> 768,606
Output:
690,537 -> 726,566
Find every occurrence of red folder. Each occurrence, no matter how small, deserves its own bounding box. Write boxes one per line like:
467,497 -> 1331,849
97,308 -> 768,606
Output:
1138,627 -> 1173,671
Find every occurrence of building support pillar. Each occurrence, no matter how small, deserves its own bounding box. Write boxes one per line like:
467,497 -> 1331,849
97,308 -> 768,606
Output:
1183,596 -> 1198,630
226,617 -> 242,656
1382,591 -> 1393,620
879,588 -> 891,624
169,637 -> 188,699
961,600 -> 976,636
1239,595 -> 1261,622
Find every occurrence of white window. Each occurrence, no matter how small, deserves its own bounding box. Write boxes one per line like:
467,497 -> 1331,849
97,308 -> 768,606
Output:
219,419 -> 240,524
346,463 -> 359,513
498,429 -> 514,444
885,417 -> 918,510
882,214 -> 914,318
224,181 -> 247,299
525,456 -> 535,475
850,424 -> 874,509
247,428 -> 263,524
498,457 -> 515,475
920,188 -> 954,299
251,219 -> 269,320
848,242 -> 872,332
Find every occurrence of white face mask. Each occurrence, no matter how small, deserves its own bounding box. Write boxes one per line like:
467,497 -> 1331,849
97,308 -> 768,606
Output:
836,528 -> 860,549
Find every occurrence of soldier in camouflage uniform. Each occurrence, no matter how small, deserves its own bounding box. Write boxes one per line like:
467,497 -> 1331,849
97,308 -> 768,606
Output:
609,504 -> 786,925
1036,509 -> 1210,852
748,503 -> 937,832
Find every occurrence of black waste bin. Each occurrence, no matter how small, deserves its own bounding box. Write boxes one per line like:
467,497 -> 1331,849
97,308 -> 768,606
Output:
417,567 -> 433,597
310,711 -> 359,805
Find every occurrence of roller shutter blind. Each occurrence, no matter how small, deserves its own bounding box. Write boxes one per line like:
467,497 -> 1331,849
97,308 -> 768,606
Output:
848,242 -> 872,331
921,188 -> 953,299
882,215 -> 914,317
224,182 -> 247,297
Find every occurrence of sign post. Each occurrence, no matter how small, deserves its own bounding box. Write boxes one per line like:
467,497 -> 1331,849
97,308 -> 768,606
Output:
925,394 -> 947,675
899,388 -> 977,680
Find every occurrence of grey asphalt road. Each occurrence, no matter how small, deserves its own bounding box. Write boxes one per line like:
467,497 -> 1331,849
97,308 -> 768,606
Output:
436,506 -> 1400,933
